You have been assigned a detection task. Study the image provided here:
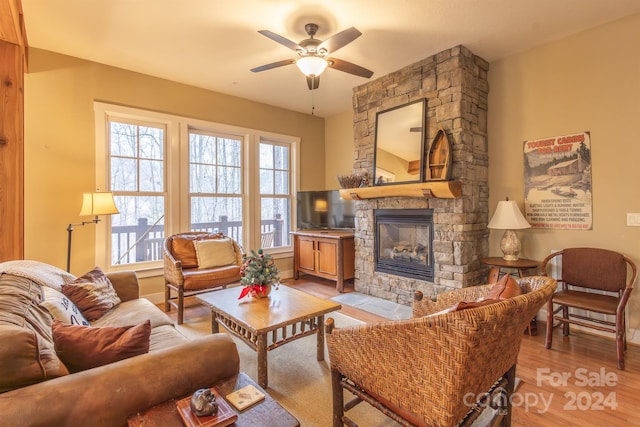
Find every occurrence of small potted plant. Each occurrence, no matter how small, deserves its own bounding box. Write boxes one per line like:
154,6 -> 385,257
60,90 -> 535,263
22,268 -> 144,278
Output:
238,249 -> 280,299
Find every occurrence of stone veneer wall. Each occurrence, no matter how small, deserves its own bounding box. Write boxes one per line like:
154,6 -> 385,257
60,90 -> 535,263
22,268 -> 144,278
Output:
351,45 -> 490,305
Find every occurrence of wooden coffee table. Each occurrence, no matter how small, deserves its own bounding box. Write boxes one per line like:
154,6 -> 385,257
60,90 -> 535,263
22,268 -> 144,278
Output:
128,372 -> 299,426
197,285 -> 341,389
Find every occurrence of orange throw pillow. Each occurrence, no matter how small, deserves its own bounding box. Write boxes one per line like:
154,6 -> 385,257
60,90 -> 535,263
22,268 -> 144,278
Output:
52,320 -> 151,373
482,274 -> 522,300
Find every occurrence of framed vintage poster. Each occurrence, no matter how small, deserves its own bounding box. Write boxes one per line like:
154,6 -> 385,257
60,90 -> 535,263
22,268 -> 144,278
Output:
523,132 -> 592,230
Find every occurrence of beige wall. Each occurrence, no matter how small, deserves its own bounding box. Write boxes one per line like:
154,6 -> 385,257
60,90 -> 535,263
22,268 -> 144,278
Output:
324,110 -> 355,189
488,13 -> 640,341
24,48 -> 324,294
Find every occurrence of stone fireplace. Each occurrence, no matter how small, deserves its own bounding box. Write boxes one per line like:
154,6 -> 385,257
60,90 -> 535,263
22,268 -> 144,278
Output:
351,45 -> 490,305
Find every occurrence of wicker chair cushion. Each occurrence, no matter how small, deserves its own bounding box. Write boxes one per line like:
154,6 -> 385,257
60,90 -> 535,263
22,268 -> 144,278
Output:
182,265 -> 241,291
430,275 -> 520,316
170,233 -> 221,269
482,274 -> 522,300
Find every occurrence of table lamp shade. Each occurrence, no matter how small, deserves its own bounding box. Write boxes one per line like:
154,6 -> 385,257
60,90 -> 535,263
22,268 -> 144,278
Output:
488,199 -> 530,261
79,192 -> 119,216
487,199 -> 530,230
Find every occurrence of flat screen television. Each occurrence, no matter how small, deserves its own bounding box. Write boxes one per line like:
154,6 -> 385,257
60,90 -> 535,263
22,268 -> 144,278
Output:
297,190 -> 355,230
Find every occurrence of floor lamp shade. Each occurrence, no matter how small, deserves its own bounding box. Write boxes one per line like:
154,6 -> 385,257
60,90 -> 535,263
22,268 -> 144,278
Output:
487,199 -> 530,261
67,192 -> 119,273
79,192 -> 119,216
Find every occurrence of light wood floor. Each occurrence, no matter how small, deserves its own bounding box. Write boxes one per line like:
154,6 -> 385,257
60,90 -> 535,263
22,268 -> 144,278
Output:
164,276 -> 640,426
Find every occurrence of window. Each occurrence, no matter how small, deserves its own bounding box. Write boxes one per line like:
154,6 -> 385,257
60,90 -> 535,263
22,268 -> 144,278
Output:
259,141 -> 291,249
109,119 -> 166,267
188,130 -> 243,242
94,103 -> 298,272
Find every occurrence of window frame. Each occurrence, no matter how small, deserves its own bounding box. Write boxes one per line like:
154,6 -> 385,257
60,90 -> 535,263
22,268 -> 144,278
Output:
94,102 -> 299,276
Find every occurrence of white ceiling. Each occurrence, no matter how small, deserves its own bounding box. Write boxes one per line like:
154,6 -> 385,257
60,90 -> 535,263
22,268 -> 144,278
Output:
21,0 -> 640,118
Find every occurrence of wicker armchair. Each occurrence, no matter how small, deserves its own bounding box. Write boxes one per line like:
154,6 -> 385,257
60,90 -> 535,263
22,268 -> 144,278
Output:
326,276 -> 557,427
164,232 -> 243,324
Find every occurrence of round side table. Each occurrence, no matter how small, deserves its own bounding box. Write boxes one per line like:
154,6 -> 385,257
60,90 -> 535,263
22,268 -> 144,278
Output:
479,257 -> 540,278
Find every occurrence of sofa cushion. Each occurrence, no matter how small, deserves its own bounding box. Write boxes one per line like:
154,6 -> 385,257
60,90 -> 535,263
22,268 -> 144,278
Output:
91,298 -> 174,329
149,324 -> 190,352
0,274 -> 69,392
61,266 -> 121,321
170,233 -> 221,268
194,238 -> 238,269
41,286 -> 90,326
52,319 -> 151,372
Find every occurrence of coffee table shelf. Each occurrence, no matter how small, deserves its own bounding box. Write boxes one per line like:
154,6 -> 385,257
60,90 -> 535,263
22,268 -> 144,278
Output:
197,285 -> 341,389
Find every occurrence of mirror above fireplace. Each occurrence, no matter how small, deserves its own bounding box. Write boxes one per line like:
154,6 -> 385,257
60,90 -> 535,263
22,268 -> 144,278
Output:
373,99 -> 426,185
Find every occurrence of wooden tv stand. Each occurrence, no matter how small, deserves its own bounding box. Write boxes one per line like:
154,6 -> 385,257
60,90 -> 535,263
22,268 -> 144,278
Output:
291,230 -> 355,292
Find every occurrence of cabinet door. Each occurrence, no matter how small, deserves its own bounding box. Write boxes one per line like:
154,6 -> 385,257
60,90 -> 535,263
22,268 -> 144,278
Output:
297,238 -> 316,272
316,240 -> 338,276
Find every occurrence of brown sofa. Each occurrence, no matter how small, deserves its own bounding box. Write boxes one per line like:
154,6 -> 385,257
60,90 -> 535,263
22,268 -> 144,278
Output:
0,268 -> 240,427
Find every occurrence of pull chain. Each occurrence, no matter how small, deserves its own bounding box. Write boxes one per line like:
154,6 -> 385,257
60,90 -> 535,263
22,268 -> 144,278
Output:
311,89 -> 315,116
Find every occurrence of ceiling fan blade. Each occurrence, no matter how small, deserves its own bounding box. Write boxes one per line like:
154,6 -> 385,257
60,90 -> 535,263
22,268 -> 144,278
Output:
250,59 -> 296,73
258,30 -> 302,52
327,57 -> 374,79
307,76 -> 320,90
317,27 -> 361,54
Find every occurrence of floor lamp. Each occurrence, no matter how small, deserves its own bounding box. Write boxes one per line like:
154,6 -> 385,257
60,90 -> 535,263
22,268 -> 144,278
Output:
66,192 -> 119,273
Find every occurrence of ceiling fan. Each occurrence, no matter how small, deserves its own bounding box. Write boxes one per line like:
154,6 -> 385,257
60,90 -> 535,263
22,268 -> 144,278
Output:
250,23 -> 374,90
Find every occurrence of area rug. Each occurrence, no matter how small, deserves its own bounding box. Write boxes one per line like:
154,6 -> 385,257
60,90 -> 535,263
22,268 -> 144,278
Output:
176,311 -> 399,427
330,292 -> 413,320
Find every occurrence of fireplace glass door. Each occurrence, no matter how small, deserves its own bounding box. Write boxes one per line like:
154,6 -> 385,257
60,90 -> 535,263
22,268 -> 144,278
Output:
375,209 -> 434,281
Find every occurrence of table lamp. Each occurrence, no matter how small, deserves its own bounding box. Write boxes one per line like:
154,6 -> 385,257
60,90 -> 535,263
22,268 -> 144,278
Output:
487,197 -> 531,261
66,192 -> 119,272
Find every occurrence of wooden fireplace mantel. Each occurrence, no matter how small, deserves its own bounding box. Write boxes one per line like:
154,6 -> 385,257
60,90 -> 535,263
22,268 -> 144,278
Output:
339,181 -> 462,200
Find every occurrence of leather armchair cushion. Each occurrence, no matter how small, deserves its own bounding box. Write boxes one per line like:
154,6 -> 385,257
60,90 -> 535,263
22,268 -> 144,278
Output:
170,233 -> 221,268
183,265 -> 241,291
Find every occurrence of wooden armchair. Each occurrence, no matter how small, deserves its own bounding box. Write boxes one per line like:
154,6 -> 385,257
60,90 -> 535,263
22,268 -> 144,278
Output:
326,276 -> 557,427
541,248 -> 637,369
164,232 -> 243,324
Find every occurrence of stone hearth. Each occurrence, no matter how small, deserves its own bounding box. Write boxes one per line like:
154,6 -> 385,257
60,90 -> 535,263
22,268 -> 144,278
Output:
351,45 -> 490,305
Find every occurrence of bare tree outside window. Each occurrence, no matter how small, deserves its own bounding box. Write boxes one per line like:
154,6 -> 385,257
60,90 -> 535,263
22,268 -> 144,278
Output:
109,120 -> 166,265
259,141 -> 291,248
189,131 -> 243,242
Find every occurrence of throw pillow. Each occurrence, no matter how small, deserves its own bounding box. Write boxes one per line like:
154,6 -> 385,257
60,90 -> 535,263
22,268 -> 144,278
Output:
41,286 -> 90,326
194,238 -> 237,269
52,319 -> 151,373
481,274 -> 522,301
170,233 -> 220,268
61,266 -> 121,321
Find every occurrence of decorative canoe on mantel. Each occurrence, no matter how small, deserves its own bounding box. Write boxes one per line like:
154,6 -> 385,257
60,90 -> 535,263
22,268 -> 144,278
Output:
426,128 -> 452,181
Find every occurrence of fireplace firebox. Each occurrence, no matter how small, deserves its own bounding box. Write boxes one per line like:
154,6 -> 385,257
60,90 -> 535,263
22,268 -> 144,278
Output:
375,209 -> 434,281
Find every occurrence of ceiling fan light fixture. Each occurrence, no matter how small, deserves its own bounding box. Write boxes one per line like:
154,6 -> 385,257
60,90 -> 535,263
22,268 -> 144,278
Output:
296,56 -> 328,77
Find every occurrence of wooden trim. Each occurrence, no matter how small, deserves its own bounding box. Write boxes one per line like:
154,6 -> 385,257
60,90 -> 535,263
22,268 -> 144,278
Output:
338,181 -> 462,200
